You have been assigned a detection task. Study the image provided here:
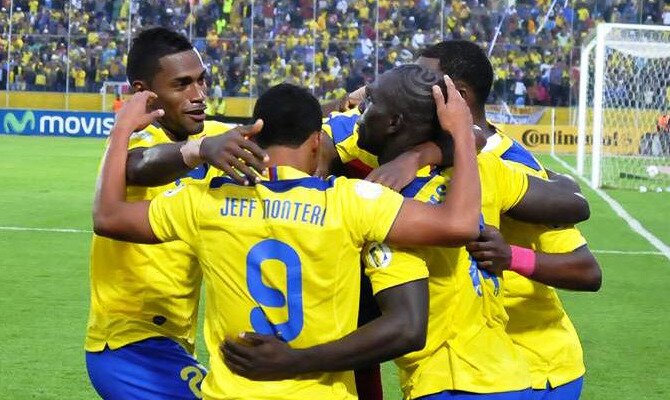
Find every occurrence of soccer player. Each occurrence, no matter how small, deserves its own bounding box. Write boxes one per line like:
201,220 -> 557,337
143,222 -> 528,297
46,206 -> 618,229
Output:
217,65 -> 589,400
92,79 -> 484,399
85,27 -> 267,399
416,40 -> 601,400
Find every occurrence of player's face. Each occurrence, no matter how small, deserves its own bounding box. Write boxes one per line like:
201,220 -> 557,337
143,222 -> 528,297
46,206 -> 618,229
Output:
149,49 -> 208,141
356,82 -> 394,156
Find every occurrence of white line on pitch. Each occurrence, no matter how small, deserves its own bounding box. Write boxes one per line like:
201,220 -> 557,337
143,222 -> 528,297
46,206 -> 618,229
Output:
550,155 -> 670,262
0,226 -> 92,233
591,250 -> 663,255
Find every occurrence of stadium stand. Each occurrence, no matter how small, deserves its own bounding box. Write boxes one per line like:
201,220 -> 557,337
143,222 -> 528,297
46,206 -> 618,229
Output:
0,0 -> 667,106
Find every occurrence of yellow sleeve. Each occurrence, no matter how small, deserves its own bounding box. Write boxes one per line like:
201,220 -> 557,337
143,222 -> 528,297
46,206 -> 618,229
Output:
338,178 -> 404,245
536,226 -> 587,253
322,109 -> 379,169
148,183 -> 205,244
127,129 -> 160,151
489,154 -> 529,212
363,243 -> 429,295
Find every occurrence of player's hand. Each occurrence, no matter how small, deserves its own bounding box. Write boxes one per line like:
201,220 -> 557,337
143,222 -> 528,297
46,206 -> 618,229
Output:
466,225 -> 511,275
365,151 -> 420,192
432,75 -> 473,141
339,86 -> 366,111
200,119 -> 269,185
113,91 -> 164,135
221,332 -> 300,380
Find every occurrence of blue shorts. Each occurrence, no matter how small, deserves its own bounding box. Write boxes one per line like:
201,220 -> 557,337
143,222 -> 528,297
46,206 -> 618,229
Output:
86,337 -> 207,400
531,377 -> 584,400
417,388 -> 533,400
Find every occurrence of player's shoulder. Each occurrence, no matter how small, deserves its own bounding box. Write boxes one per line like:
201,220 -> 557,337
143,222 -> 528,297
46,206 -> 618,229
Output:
323,108 -> 361,144
486,131 -> 546,176
202,120 -> 236,136
128,124 -> 171,149
332,176 -> 393,202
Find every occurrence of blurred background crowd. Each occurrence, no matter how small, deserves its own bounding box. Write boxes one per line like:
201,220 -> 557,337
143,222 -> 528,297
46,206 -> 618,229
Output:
1,0 -> 669,108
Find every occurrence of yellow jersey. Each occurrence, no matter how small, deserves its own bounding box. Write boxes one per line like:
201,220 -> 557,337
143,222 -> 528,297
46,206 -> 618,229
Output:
322,108 -> 378,178
148,166 -> 424,400
85,120 -> 233,354
364,153 -> 532,398
484,131 -> 587,389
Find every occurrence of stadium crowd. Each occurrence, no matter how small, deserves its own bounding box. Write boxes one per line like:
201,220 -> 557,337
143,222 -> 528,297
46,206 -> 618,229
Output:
0,0 -> 668,106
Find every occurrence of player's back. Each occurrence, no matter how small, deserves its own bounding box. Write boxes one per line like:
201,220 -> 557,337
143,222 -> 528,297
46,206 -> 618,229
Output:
484,131 -> 586,388
149,165 -> 403,400
86,121 -> 233,353
386,153 -> 531,398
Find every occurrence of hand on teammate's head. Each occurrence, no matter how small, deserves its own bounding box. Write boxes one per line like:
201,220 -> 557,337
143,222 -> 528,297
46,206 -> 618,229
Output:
113,90 -> 165,135
432,75 -> 473,140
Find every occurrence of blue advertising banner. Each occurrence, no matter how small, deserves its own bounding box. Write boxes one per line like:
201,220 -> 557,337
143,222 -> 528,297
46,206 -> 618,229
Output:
0,109 -> 115,138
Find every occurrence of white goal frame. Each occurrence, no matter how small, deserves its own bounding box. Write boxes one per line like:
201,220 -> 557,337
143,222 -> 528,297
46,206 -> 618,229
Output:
100,81 -> 130,112
577,23 -> 670,189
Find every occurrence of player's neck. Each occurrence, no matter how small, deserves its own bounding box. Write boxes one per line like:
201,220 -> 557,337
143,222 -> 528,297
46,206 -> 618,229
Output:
264,147 -> 315,176
472,111 -> 494,139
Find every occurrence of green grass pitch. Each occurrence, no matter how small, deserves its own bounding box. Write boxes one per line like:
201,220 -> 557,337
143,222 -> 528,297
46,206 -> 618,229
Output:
1,135 -> 669,399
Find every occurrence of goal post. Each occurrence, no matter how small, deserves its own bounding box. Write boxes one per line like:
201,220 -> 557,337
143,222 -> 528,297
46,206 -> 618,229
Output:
577,23 -> 670,190
100,81 -> 130,112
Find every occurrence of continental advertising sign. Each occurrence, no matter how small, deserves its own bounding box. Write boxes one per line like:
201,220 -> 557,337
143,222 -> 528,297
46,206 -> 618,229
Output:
0,109 -> 114,138
498,124 -> 642,155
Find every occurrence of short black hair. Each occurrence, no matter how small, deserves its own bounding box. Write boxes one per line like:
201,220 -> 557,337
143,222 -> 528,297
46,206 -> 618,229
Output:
253,84 -> 322,148
420,40 -> 493,107
126,27 -> 193,84
379,64 -> 447,130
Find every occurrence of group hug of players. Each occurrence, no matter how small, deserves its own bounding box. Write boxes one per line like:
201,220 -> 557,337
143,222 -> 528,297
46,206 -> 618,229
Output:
87,27 -> 602,400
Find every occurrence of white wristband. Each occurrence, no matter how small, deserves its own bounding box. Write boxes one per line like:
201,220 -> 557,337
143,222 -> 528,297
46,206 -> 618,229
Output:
180,137 -> 204,168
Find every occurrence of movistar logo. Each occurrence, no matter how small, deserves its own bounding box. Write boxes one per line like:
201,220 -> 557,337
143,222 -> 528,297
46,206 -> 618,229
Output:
3,111 -> 35,134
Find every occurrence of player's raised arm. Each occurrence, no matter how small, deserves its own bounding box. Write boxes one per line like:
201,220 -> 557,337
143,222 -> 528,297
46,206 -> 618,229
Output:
385,76 -> 481,246
93,91 -> 165,243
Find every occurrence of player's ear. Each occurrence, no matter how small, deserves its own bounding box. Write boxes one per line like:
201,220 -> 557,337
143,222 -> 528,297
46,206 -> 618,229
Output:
309,130 -> 322,153
131,80 -> 148,94
454,81 -> 476,109
389,113 -> 404,134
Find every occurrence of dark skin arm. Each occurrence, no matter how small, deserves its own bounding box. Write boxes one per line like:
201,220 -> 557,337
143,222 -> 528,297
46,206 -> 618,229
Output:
467,225 -> 602,291
93,91 -> 164,243
507,174 -> 590,225
221,279 -> 428,379
126,124 -> 268,187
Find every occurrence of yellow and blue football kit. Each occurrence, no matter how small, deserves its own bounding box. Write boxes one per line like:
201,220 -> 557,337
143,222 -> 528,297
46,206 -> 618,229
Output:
322,108 -> 378,178
324,112 -> 534,398
363,153 -> 533,399
85,121 -> 233,399
148,166 -> 426,400
484,131 -> 587,399
323,108 -> 387,399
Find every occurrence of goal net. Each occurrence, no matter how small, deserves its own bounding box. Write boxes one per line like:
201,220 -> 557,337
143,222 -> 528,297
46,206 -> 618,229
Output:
577,23 -> 670,191
100,81 -> 130,113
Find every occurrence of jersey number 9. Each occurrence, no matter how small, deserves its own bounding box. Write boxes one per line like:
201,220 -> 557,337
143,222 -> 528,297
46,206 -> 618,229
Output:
246,239 -> 304,342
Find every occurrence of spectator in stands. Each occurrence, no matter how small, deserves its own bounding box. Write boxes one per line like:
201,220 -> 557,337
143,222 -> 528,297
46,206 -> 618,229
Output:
2,0 -> 666,106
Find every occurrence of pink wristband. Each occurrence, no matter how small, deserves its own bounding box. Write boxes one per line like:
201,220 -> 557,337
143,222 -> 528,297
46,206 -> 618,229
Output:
509,246 -> 536,277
